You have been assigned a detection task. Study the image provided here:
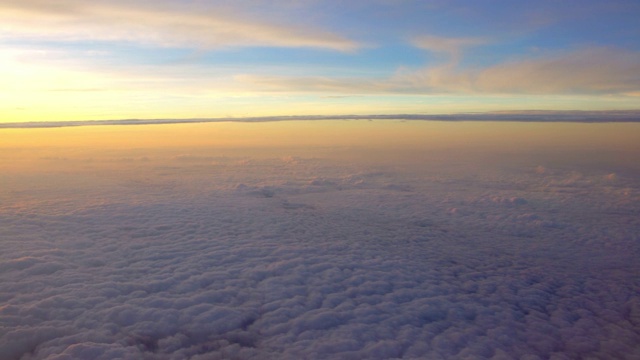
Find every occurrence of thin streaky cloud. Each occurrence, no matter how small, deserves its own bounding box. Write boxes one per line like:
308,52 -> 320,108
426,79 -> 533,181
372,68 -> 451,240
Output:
398,47 -> 640,95
410,35 -> 487,59
235,46 -> 640,96
234,74 -> 389,94
474,47 -> 640,94
0,0 -> 360,51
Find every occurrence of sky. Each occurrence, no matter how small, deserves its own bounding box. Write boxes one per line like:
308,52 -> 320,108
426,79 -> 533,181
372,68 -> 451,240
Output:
2,0 -> 640,122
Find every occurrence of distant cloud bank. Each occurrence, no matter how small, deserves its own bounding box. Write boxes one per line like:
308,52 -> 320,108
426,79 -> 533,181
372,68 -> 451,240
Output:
2,110 -> 640,129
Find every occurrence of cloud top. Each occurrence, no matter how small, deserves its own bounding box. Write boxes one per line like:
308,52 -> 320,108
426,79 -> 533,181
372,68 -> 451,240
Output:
1,130 -> 639,359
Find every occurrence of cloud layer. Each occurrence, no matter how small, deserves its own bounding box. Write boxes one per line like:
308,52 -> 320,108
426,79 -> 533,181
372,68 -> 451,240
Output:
1,122 -> 639,359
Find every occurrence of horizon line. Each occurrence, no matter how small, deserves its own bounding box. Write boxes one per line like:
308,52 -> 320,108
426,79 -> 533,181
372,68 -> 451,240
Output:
2,110 -> 640,129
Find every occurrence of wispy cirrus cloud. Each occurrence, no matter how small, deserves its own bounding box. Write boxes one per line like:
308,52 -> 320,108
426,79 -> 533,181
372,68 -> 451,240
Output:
410,35 -> 486,60
0,0 -> 359,51
235,45 -> 640,97
234,74 -> 389,94
398,46 -> 640,95
473,47 -> 640,94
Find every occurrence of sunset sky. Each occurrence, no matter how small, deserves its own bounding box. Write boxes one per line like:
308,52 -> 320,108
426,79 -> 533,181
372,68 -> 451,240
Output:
2,0 -> 640,122
3,2 -> 640,358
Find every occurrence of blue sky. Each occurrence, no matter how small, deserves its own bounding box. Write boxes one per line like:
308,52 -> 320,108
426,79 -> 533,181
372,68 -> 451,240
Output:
1,0 -> 639,121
